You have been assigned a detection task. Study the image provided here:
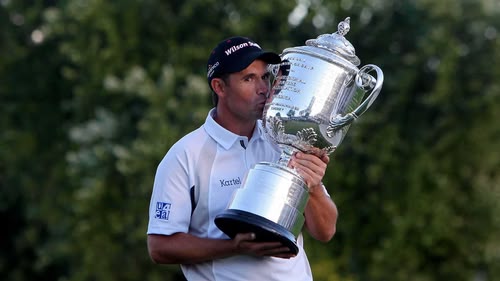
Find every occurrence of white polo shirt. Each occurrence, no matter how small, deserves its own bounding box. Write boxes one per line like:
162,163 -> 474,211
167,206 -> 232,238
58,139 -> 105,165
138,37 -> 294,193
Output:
147,108 -> 313,281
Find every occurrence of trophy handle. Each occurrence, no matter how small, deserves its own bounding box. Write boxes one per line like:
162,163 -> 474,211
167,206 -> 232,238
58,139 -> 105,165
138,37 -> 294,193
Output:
326,64 -> 383,135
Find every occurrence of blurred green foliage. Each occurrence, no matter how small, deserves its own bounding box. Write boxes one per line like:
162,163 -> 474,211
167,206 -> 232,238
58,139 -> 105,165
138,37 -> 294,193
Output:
1,0 -> 499,281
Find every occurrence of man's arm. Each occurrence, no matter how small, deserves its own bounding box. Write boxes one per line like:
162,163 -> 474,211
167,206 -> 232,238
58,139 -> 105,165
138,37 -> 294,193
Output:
303,185 -> 338,242
290,152 -> 338,242
147,232 -> 295,264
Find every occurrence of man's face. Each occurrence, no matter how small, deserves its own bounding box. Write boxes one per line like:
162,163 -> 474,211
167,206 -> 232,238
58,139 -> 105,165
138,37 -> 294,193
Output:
219,59 -> 272,122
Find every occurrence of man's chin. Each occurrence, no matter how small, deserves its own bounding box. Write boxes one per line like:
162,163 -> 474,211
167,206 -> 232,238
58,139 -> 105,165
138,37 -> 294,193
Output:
254,109 -> 265,120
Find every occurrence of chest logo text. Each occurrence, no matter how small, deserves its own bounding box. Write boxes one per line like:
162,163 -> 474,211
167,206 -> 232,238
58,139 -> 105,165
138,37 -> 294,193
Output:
219,177 -> 241,187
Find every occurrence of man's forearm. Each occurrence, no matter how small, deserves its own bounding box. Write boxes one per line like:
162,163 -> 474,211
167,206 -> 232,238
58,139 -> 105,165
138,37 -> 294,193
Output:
304,189 -> 338,242
148,233 -> 238,264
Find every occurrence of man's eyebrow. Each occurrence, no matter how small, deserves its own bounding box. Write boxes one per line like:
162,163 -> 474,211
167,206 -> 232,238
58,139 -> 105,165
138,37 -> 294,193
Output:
240,69 -> 271,80
241,72 -> 258,79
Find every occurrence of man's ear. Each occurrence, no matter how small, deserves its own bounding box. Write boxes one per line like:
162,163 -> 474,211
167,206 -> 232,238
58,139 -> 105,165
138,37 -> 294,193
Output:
211,78 -> 225,98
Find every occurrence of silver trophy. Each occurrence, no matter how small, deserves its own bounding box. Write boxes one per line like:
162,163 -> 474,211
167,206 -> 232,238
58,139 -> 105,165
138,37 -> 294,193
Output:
215,17 -> 383,254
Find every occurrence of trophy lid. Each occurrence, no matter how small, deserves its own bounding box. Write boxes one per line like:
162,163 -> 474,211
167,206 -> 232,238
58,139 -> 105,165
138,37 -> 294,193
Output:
305,17 -> 360,66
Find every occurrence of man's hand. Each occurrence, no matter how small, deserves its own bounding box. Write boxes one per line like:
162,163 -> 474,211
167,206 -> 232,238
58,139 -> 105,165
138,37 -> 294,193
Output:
288,151 -> 329,193
232,233 -> 296,259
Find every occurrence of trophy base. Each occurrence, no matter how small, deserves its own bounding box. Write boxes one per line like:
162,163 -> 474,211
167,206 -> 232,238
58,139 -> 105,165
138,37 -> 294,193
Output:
215,209 -> 299,255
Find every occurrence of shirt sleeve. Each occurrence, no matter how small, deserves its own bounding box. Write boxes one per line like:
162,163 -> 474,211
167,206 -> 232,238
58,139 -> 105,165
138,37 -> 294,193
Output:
147,144 -> 193,236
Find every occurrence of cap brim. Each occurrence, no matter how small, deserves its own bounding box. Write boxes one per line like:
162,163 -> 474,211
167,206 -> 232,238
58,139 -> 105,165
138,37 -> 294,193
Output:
226,51 -> 281,73
255,51 -> 282,64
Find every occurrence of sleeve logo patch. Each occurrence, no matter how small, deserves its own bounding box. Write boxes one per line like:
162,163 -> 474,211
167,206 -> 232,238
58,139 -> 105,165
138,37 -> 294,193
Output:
155,202 -> 172,221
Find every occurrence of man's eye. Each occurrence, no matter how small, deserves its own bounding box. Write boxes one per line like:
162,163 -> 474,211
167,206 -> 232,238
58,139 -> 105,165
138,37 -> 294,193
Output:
263,73 -> 271,80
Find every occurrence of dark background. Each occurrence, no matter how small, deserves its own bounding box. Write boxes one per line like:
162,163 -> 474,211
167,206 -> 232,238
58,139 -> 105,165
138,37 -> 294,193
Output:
1,1 -> 499,280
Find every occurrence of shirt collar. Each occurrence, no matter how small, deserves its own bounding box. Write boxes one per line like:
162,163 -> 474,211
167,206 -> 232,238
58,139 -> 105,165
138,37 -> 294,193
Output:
204,108 -> 266,150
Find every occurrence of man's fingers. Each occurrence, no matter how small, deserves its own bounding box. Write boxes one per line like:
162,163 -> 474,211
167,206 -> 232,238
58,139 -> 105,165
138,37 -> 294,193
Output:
235,232 -> 256,242
234,234 -> 297,259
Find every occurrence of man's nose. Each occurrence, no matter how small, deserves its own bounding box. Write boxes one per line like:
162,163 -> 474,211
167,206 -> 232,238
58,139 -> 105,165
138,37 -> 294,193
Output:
259,79 -> 270,97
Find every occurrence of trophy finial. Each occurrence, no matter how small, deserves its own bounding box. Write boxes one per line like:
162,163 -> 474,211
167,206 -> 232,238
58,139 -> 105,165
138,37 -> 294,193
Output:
304,16 -> 360,66
336,17 -> 350,37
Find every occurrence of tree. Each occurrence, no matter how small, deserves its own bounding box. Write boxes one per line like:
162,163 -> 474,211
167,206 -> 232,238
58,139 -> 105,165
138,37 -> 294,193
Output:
1,0 -> 499,281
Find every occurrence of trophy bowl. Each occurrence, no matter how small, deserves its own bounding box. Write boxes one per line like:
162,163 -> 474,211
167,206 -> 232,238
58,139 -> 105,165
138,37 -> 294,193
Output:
215,17 -> 384,254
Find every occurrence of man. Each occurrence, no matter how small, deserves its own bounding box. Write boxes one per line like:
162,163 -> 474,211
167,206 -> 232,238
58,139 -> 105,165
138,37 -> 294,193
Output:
147,36 -> 338,281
